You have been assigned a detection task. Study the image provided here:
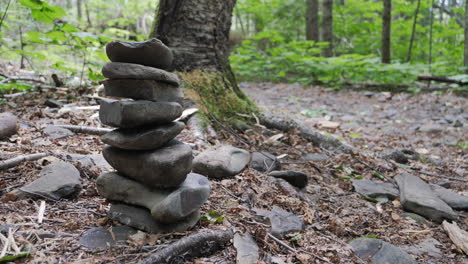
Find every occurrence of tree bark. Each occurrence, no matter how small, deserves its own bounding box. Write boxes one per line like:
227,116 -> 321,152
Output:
381,0 -> 391,64
76,0 -> 82,22
407,0 -> 421,62
322,0 -> 333,57
465,0 -> 468,73
306,0 -> 320,42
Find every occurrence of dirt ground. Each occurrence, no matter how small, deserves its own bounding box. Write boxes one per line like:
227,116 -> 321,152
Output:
0,82 -> 467,263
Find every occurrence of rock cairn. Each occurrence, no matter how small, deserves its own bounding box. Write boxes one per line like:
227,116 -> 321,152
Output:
96,38 -> 211,233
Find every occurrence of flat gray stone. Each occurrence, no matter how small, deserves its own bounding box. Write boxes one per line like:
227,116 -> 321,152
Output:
101,122 -> 184,150
102,62 -> 180,86
233,232 -> 259,264
0,112 -> 18,138
109,203 -> 200,234
418,124 -> 444,133
59,153 -> 112,171
395,173 -> 457,223
103,79 -> 183,103
99,99 -> 182,128
402,238 -> 443,258
106,38 -> 173,70
43,126 -> 74,139
192,145 -> 250,179
352,179 -> 399,200
254,206 -> 304,239
268,171 -> 308,188
303,153 -> 330,162
18,161 -> 81,200
250,152 -> 281,172
97,172 -> 210,223
430,184 -> 468,210
79,226 -> 136,250
349,238 -> 417,264
102,140 -> 192,188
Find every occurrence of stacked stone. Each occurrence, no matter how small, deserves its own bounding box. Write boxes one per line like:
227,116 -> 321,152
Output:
96,38 -> 211,233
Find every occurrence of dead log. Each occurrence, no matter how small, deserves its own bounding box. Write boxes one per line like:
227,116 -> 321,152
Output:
417,75 -> 468,86
0,153 -> 47,170
55,125 -> 111,136
138,229 -> 233,264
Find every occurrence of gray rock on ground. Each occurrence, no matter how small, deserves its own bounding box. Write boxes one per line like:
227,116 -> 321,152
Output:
429,184 -> 468,210
59,153 -> 112,172
0,112 -> 18,138
192,145 -> 250,179
233,232 -> 260,264
103,79 -> 183,103
101,122 -> 184,150
97,172 -> 210,223
352,179 -> 400,200
99,99 -> 182,128
268,171 -> 308,189
102,140 -> 192,188
250,152 -> 281,172
16,161 -> 81,200
43,126 -> 74,139
79,226 -> 136,250
303,153 -> 330,162
102,62 -> 180,86
254,206 -> 304,239
349,238 -> 417,264
106,38 -> 173,70
109,203 -> 200,234
395,173 -> 457,223
402,238 -> 443,259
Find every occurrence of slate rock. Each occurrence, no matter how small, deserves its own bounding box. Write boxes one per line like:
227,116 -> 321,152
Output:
102,62 -> 180,86
106,38 -> 173,69
250,152 -> 281,172
79,226 -> 136,250
303,153 -> 330,162
254,206 -> 304,238
97,172 -> 210,223
268,171 -> 308,188
402,212 -> 430,225
43,126 -> 74,139
429,184 -> 468,210
103,79 -> 183,103
102,140 -> 192,188
233,232 -> 260,264
0,112 -> 18,138
18,161 -> 81,200
349,238 -> 417,264
352,179 -> 399,200
99,99 -> 182,128
101,122 -> 184,150
59,153 -> 112,171
395,173 -> 457,223
402,238 -> 443,258
418,124 -> 444,133
109,203 -> 200,234
192,145 -> 250,179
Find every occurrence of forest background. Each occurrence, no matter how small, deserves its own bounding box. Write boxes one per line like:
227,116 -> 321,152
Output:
0,0 -> 467,93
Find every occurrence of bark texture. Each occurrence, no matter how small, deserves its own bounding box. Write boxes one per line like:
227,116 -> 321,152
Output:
306,0 -> 319,42
382,0 -> 392,64
322,0 -> 333,57
151,0 -> 236,72
407,0 -> 421,62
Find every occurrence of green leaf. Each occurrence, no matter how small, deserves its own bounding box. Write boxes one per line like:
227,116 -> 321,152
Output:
349,133 -> 361,138
0,252 -> 30,262
350,235 -> 379,242
201,211 -> 224,223
372,172 -> 385,180
31,4 -> 65,23
289,234 -> 302,242
18,0 -> 43,9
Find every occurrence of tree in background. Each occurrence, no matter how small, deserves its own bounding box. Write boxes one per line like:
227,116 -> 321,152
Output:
306,0 -> 319,42
407,0 -> 421,62
465,0 -> 468,73
151,0 -> 257,123
322,0 -> 333,57
381,0 -> 391,63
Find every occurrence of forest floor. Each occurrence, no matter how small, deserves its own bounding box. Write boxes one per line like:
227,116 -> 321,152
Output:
0,81 -> 467,264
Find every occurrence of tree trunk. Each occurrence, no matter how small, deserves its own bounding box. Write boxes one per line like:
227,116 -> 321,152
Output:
306,0 -> 319,42
76,0 -> 82,22
464,0 -> 468,73
407,0 -> 421,62
381,0 -> 391,64
151,0 -> 257,123
322,0 -> 333,57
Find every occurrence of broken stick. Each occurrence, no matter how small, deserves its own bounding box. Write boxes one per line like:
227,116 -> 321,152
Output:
55,125 -> 111,136
138,229 -> 233,264
0,153 -> 47,171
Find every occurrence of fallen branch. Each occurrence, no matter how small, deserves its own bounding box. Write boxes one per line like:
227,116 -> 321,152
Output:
138,229 -> 233,264
442,221 -> 468,255
55,125 -> 111,136
412,169 -> 468,183
417,75 -> 468,86
0,153 -> 47,171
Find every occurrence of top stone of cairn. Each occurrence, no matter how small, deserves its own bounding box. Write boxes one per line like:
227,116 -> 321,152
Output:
106,38 -> 173,70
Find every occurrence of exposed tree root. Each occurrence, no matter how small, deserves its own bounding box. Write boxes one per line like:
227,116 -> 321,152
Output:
0,153 -> 47,171
55,125 -> 111,136
138,229 -> 233,264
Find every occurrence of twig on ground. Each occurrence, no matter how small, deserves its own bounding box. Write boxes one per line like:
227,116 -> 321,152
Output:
138,229 -> 233,264
55,125 -> 111,136
414,169 -> 468,183
37,201 -> 46,224
267,234 -> 332,264
0,153 -> 48,171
